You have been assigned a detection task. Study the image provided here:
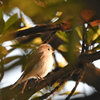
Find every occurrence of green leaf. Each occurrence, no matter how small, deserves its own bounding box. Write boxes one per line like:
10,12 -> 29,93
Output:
0,8 -> 3,19
10,43 -> 37,49
2,14 -> 18,34
60,91 -> 82,96
0,8 -> 4,34
58,44 -> 68,52
56,31 -> 68,43
0,18 -> 4,34
87,26 -> 98,44
92,28 -> 100,41
75,25 -> 83,39
2,56 -> 22,64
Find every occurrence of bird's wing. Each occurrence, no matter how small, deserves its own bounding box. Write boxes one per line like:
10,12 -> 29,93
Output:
22,51 -> 44,78
10,51 -> 44,90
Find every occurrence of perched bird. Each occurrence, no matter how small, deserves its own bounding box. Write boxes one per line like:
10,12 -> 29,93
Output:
10,44 -> 54,90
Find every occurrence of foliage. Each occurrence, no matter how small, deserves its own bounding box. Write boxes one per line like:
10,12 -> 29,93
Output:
0,0 -> 100,100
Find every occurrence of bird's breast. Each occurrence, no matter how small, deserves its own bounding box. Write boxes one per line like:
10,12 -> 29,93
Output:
33,55 -> 53,78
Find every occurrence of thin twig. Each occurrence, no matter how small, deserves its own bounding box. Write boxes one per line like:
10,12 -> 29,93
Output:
65,68 -> 85,100
31,70 -> 75,100
81,25 -> 85,54
43,31 -> 56,44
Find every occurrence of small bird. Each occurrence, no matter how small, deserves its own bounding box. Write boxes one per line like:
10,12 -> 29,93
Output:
10,44 -> 54,91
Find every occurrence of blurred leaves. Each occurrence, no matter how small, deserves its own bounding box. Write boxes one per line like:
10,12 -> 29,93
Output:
92,28 -> 100,43
2,0 -> 83,24
60,91 -> 82,96
75,25 -> 83,39
1,0 -> 100,99
0,8 -> 4,34
87,26 -> 99,44
1,56 -> 22,65
1,46 -> 8,56
56,31 -> 68,43
0,45 -> 4,81
10,44 -> 38,50
1,14 -> 21,35
56,29 -> 80,63
32,37 -> 43,45
0,0 -> 99,83
53,82 -> 67,92
58,44 -> 67,52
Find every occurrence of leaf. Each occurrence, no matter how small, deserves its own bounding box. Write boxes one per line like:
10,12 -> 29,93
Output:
87,26 -> 98,44
0,8 -> 4,34
1,46 -> 8,56
0,8 -> 3,19
65,29 -> 79,63
56,31 -> 68,43
2,14 -> 18,34
32,37 -> 43,45
0,45 -> 4,81
75,25 -> 83,39
0,60 -> 21,72
60,91 -> 82,96
58,44 -> 68,52
1,56 -> 22,65
92,28 -> 100,41
53,82 -> 67,92
10,43 -> 37,49
0,18 -> 4,35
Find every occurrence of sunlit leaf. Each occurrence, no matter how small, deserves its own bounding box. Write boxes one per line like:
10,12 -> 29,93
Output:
32,37 -> 43,45
1,56 -> 22,65
87,26 -> 98,44
56,31 -> 68,43
53,82 -> 67,92
0,8 -> 3,19
58,61 -> 67,68
31,91 -> 44,100
92,28 -> 100,41
1,46 -> 8,56
58,44 -> 67,52
0,8 -> 4,34
2,14 -> 18,34
60,91 -> 82,96
75,25 -> 83,39
0,18 -> 4,34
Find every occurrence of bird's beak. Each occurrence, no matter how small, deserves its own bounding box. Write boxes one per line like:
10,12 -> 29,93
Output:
52,51 -> 55,53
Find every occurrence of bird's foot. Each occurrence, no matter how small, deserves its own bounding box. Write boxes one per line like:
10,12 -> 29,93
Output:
35,75 -> 45,83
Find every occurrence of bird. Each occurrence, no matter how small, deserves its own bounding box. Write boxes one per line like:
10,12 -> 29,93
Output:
10,44 -> 54,91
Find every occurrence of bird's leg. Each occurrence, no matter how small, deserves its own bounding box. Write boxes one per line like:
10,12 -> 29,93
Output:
21,79 -> 28,93
35,74 -> 44,83
37,74 -> 44,80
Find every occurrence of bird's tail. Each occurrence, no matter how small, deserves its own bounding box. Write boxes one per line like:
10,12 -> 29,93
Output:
10,76 -> 23,90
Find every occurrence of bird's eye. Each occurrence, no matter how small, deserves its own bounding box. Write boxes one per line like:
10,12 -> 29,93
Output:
48,48 -> 50,51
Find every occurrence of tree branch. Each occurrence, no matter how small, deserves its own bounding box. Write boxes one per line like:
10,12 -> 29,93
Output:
1,50 -> 100,100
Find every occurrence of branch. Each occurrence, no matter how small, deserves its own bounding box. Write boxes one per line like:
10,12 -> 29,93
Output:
1,51 -> 100,100
79,51 -> 100,63
1,24 -> 62,42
